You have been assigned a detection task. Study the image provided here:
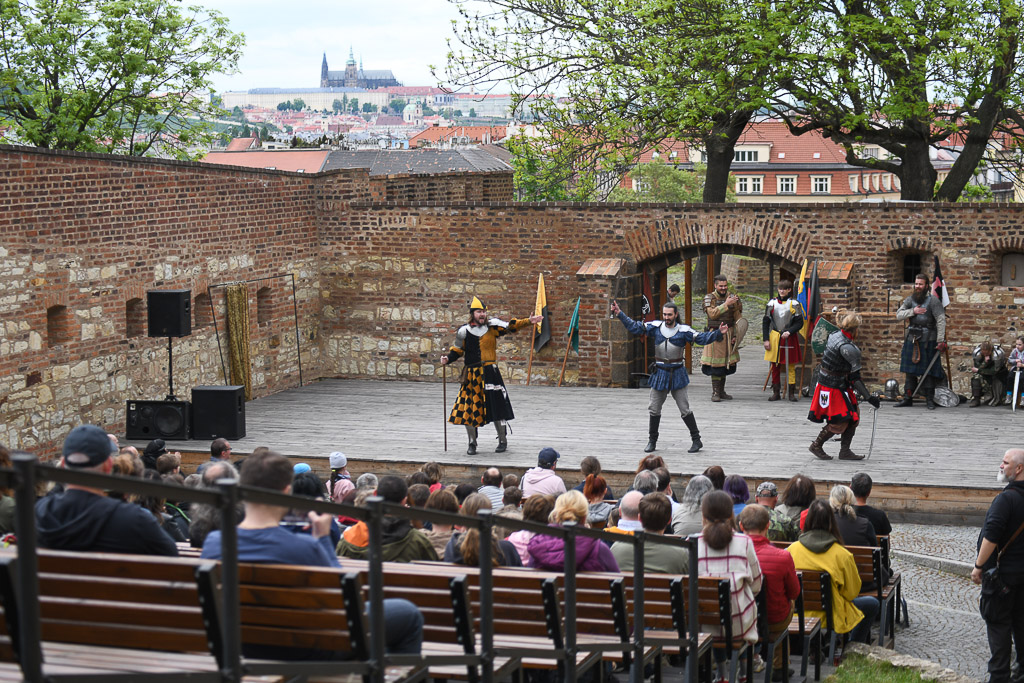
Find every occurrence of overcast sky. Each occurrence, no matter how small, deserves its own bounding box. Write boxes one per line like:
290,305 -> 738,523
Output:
200,0 -> 466,92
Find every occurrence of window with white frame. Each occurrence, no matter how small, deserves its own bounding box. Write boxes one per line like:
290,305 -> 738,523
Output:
849,175 -> 859,192
882,174 -> 892,191
734,150 -> 759,162
736,176 -> 763,194
811,176 -> 831,194
777,176 -> 796,194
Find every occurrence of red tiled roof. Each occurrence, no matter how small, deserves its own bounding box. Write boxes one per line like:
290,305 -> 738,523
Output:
633,121 -> 849,164
225,136 -> 259,151
409,126 -> 506,147
201,150 -> 330,173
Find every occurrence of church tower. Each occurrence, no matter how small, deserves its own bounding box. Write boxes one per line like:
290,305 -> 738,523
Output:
344,47 -> 358,88
320,53 -> 329,87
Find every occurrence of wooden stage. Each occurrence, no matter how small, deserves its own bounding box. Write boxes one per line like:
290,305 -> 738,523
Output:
157,347 -> 1020,523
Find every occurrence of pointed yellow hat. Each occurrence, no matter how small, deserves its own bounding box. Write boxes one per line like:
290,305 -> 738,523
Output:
469,296 -> 485,310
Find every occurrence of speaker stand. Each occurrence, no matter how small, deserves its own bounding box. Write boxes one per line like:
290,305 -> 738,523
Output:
166,336 -> 177,401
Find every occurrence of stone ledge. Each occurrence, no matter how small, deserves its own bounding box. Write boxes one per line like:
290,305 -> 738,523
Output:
844,642 -> 980,683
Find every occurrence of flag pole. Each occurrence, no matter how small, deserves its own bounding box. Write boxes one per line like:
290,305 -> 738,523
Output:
558,341 -> 571,387
527,326 -> 536,386
442,364 -> 448,451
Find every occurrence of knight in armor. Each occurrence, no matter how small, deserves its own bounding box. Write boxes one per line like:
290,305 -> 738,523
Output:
808,310 -> 881,461
894,274 -> 947,410
762,279 -> 805,402
969,341 -> 1008,407
611,299 -> 728,454
441,297 -> 542,455
701,274 -> 748,401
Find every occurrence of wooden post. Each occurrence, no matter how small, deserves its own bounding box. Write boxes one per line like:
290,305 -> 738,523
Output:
442,364 -> 448,451
558,342 -> 572,387
526,325 -> 536,385
685,259 -> 692,372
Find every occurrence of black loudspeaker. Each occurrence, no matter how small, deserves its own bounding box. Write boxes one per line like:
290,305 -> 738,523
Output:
126,400 -> 191,440
191,385 -> 246,440
147,289 -> 191,337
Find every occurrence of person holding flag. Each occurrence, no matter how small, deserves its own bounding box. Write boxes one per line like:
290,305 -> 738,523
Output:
441,297 -> 543,455
894,273 -> 947,410
611,299 -> 728,454
762,279 -> 805,401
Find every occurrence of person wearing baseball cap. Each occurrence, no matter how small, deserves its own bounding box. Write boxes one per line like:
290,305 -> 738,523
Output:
753,480 -> 799,543
35,425 -> 178,556
521,448 -> 566,498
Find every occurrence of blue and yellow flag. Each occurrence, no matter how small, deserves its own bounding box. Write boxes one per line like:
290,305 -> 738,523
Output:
566,297 -> 581,353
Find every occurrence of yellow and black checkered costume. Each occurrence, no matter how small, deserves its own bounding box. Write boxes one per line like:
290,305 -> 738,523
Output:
447,318 -> 530,427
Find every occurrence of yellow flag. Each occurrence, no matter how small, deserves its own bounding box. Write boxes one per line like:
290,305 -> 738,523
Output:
533,274 -> 551,352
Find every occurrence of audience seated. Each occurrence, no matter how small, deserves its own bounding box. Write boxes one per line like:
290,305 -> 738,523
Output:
672,475 -> 713,537
636,454 -> 667,474
573,455 -> 615,500
283,471 -> 342,546
478,467 -> 504,510
453,482 -> 477,504
776,474 -> 816,522
423,488 -> 460,556
652,467 -> 680,515
337,476 -> 438,562
421,462 -> 444,493
328,451 -> 353,502
632,470 -> 659,495
611,493 -> 689,573
527,491 -> 619,572
502,473 -> 519,489
196,438 -> 231,475
521,448 -> 566,497
36,425 -> 177,556
507,494 -> 556,566
724,474 -> 751,516
495,486 -> 523,538
201,450 -> 423,659
829,485 -> 877,548
188,460 -> 241,548
850,472 -> 892,536
786,500 -> 879,645
738,505 -> 799,680
605,490 -> 644,536
141,439 -> 167,471
702,465 -> 726,490
753,482 -> 799,543
583,474 -> 614,526
442,493 -> 522,566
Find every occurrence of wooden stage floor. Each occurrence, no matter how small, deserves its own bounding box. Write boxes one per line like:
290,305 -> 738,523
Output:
161,346 -> 1018,494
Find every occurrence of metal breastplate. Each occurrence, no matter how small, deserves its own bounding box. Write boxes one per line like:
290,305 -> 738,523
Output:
768,298 -> 795,332
654,323 -> 686,363
820,331 -> 860,378
907,296 -> 937,329
974,345 -> 1007,369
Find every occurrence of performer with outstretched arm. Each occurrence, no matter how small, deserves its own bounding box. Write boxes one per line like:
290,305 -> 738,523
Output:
611,299 -> 728,454
441,297 -> 542,455
808,310 -> 881,461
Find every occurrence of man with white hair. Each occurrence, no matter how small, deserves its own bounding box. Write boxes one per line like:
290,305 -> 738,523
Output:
973,448 -> 1024,683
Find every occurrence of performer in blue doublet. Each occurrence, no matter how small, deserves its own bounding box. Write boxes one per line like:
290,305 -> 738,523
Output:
611,299 -> 727,454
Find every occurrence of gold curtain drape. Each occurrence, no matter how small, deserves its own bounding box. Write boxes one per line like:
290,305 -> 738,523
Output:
225,283 -> 253,400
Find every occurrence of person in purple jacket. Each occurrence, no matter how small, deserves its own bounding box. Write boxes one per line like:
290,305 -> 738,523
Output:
528,491 -> 619,572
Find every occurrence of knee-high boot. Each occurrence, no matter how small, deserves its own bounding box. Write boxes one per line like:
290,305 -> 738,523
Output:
719,376 -> 733,400
645,415 -> 660,453
682,413 -> 703,453
494,421 -> 508,453
466,426 -> 478,455
809,425 -> 833,460
838,423 -> 864,460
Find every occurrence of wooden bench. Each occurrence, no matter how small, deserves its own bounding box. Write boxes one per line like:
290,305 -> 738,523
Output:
0,550 -> 222,681
846,545 -> 898,649
794,570 -> 833,676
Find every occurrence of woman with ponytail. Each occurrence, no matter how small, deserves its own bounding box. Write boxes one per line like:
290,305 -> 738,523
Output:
583,474 -> 614,526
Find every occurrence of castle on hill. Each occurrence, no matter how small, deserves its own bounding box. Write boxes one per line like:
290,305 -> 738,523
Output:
320,48 -> 401,89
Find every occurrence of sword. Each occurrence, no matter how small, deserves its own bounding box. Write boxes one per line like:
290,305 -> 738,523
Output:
866,405 -> 879,459
784,334 -> 791,395
1014,370 -> 1021,413
909,349 -> 943,400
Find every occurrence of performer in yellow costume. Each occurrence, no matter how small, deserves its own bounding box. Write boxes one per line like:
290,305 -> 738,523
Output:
762,280 -> 805,402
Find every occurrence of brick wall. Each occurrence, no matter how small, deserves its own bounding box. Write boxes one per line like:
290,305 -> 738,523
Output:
3,144 -> 1024,456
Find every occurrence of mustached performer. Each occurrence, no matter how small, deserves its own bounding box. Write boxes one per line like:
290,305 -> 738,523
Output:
441,297 -> 542,455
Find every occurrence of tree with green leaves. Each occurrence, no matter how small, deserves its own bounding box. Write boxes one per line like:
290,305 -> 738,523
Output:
444,0 -> 800,201
607,161 -> 736,203
332,99 -> 344,113
778,0 -> 1024,201
0,0 -> 243,159
388,98 -> 406,113
292,98 -> 305,111
469,107 -> 476,118
362,102 -> 377,113
348,98 -> 359,113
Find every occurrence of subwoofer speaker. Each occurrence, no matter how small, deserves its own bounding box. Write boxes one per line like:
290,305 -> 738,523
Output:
191,385 -> 246,440
147,289 -> 191,338
126,400 -> 191,440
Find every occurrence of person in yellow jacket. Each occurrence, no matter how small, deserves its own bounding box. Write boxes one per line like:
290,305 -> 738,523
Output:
786,500 -> 879,644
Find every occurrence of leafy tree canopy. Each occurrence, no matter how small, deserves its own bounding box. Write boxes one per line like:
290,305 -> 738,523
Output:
607,162 -> 736,203
0,0 -> 244,159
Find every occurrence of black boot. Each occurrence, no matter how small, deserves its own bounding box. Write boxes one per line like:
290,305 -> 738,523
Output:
682,413 -> 702,453
789,384 -> 799,402
895,376 -> 916,407
645,415 -> 661,452
466,426 -> 478,455
768,383 -> 782,401
838,424 -> 864,460
809,426 -> 833,460
495,421 -> 508,453
925,389 -> 937,410
969,378 -> 982,408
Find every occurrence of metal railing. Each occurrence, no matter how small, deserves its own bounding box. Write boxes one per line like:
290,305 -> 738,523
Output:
3,456 -> 704,683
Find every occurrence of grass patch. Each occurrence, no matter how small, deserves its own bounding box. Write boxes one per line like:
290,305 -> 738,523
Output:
824,653 -> 926,683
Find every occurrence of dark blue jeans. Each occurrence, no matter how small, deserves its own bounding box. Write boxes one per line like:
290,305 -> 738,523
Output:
847,596 -> 879,644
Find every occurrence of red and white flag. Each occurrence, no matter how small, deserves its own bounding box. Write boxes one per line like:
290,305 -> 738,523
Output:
931,255 -> 950,308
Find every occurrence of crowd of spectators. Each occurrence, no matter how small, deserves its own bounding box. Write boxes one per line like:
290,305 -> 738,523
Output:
16,426 -> 899,678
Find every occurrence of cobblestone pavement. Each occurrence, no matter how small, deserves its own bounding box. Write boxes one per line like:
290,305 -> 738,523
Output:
892,522 -> 982,566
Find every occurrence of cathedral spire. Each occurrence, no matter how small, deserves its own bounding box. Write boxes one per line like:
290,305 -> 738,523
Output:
321,53 -> 328,87
346,46 -> 356,66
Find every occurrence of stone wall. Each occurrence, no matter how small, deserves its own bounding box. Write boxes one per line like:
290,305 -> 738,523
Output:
3,144 -> 1024,456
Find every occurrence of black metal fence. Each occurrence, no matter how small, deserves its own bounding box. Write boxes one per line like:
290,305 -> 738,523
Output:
3,455 -> 702,683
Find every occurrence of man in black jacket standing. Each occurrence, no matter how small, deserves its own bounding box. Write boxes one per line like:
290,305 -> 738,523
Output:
973,448 -> 1024,683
